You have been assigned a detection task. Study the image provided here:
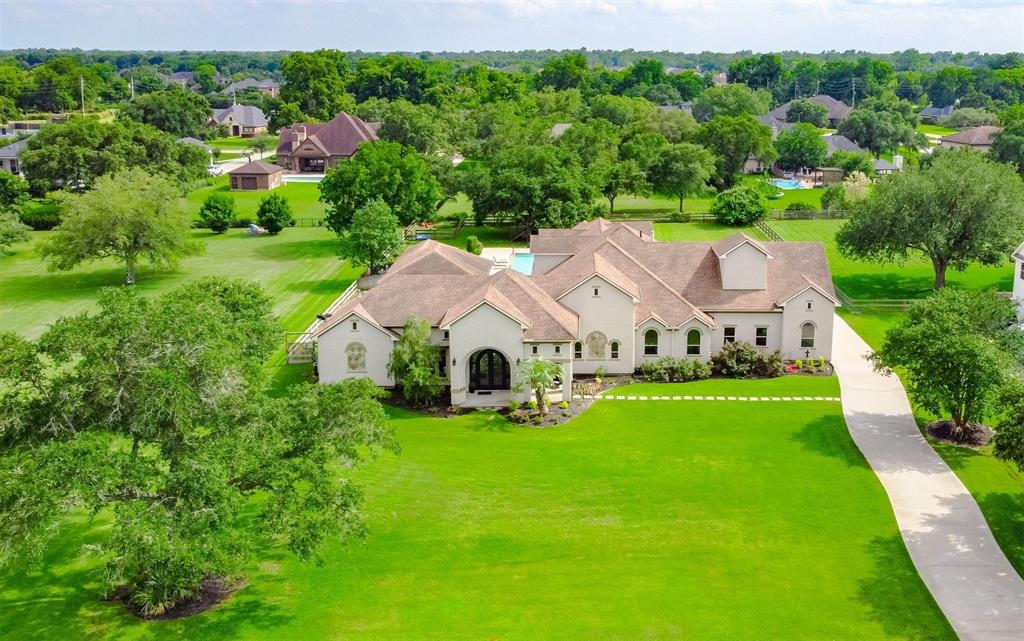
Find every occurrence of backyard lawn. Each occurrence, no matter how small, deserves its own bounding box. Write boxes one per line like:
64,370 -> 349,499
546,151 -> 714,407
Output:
187,177 -> 327,223
1,377 -> 956,640
916,123 -> 958,137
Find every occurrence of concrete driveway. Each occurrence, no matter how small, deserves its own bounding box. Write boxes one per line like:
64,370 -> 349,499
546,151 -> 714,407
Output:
832,315 -> 1024,640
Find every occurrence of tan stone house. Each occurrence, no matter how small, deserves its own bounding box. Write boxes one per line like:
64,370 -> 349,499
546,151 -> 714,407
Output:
940,126 -> 1001,152
228,160 -> 284,191
276,113 -> 380,172
210,104 -> 269,138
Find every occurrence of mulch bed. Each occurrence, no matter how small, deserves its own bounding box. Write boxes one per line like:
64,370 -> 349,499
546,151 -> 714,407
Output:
926,419 -> 994,447
112,576 -> 243,620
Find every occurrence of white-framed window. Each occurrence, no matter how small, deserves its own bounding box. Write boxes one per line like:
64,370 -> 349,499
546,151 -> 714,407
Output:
800,322 -> 816,348
644,329 -> 659,356
532,345 -> 538,355
755,326 -> 768,347
610,340 -> 620,359
573,341 -> 583,359
723,326 -> 736,343
686,329 -> 701,356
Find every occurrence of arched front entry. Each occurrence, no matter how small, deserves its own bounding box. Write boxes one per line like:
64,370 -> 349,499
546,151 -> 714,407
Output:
468,349 -> 511,392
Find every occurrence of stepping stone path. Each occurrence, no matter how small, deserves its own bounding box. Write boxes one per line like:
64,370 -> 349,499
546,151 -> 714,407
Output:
584,394 -> 840,402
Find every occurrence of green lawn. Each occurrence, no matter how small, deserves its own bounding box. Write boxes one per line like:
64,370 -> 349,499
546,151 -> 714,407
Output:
187,177 -> 327,224
916,123 -> 958,137
206,136 -> 256,150
0,228 -> 359,339
1,376 -> 955,640
653,221 -> 760,241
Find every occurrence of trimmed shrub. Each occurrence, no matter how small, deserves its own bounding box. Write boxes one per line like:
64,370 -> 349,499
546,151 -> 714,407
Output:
711,341 -> 784,378
198,192 -> 236,234
710,184 -> 769,226
640,357 -> 712,383
256,193 -> 294,235
19,205 -> 60,230
465,235 -> 483,255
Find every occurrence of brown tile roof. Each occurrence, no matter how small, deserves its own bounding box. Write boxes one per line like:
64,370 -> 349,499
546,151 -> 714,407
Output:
228,160 -> 284,175
940,126 -> 1001,146
769,95 -> 853,122
711,232 -> 772,258
382,239 -> 492,278
277,112 -> 378,158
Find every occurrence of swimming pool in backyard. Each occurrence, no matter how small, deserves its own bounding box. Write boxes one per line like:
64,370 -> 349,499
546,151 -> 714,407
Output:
511,253 -> 535,275
282,174 -> 325,183
769,178 -> 808,190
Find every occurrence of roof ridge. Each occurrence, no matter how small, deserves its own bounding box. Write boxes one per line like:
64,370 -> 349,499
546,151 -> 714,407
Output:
601,240 -> 713,325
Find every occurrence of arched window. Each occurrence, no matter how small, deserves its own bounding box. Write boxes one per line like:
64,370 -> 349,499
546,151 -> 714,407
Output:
686,329 -> 701,356
610,340 -> 620,359
574,341 -> 583,359
800,322 -> 816,348
644,329 -> 659,356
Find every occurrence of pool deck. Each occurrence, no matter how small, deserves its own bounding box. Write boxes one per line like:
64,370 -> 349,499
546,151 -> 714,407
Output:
480,247 -> 529,274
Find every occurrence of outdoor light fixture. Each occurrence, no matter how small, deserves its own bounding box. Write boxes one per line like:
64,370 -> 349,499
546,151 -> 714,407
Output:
452,357 -> 456,366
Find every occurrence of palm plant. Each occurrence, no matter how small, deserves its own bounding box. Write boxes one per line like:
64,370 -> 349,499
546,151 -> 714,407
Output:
513,358 -> 563,416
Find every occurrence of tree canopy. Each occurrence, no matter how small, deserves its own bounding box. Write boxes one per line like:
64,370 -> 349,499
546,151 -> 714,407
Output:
990,121 -> 1024,175
388,316 -> 443,404
343,199 -> 403,274
119,86 -> 213,138
836,149 -> 1024,288
649,142 -> 716,212
280,49 -> 355,120
0,278 -> 397,615
695,115 -> 776,188
836,109 -> 914,158
774,123 -> 828,170
691,84 -> 772,122
785,99 -> 829,128
319,140 -> 441,232
41,169 -> 202,284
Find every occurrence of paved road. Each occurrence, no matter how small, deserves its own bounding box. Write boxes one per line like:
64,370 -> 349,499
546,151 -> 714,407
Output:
831,315 -> 1024,641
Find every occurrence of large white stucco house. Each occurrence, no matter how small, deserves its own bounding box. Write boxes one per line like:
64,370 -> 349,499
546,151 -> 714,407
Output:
314,219 -> 838,407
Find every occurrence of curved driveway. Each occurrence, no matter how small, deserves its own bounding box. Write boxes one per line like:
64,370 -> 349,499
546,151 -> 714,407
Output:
832,315 -> 1024,641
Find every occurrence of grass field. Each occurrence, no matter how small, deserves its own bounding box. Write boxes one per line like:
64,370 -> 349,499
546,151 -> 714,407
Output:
187,177 -> 327,223
916,123 -> 958,137
206,136 -> 256,150
1,377 -> 956,640
0,227 -> 358,339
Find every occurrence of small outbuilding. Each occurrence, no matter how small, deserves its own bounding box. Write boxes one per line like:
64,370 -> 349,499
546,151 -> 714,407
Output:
228,160 -> 284,191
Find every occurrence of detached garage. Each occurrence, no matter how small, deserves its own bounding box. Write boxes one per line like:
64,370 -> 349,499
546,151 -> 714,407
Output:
228,160 -> 285,191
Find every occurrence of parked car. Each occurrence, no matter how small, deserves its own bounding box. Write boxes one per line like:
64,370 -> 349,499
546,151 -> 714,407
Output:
207,164 -> 224,177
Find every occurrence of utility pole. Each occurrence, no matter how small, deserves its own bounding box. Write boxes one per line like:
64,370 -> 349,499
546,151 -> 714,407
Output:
79,76 -> 85,114
851,79 -> 856,108
129,77 -> 135,100
794,79 -> 799,100
232,88 -> 237,106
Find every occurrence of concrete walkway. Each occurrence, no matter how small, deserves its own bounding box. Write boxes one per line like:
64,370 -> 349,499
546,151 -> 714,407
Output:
831,315 -> 1024,641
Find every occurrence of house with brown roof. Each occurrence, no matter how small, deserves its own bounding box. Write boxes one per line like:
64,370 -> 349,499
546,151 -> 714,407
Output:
209,104 -> 268,137
314,219 -> 837,407
276,113 -> 380,173
940,126 -> 1001,152
221,77 -> 280,98
768,95 -> 854,127
228,160 -> 284,191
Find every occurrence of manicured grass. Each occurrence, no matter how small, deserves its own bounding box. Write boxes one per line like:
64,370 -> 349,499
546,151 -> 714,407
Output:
1,377 -> 954,640
930,441 -> 1024,578
187,177 -> 327,224
0,228 -> 359,339
916,123 -> 958,137
653,221 -> 759,241
207,136 -> 256,150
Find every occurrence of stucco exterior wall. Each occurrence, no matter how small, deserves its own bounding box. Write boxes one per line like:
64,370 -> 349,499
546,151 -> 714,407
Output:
780,289 -> 835,360
558,275 -> 635,375
317,313 -> 395,386
719,243 -> 768,290
706,312 -> 783,354
447,303 -> 528,405
1013,258 -> 1024,321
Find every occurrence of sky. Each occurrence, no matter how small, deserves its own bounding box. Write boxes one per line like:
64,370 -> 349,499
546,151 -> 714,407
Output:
1,0 -> 1022,53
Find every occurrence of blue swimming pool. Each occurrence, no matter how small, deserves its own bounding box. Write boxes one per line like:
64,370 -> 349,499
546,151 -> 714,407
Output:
511,253 -> 535,275
769,178 -> 807,190
283,174 -> 324,183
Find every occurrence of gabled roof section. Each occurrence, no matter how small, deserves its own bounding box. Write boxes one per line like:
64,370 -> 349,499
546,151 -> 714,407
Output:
383,239 -> 493,278
940,125 -> 1001,146
228,160 -> 284,175
1012,241 -> 1024,262
712,233 -> 772,259
212,104 -> 267,127
277,112 -> 378,158
769,94 -> 853,122
775,275 -> 841,307
440,280 -> 531,330
315,302 -> 395,338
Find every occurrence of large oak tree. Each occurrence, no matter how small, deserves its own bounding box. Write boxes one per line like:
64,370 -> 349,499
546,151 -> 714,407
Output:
836,149 -> 1024,288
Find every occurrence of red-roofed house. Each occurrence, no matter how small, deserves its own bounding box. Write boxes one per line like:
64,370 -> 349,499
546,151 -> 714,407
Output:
276,112 -> 380,172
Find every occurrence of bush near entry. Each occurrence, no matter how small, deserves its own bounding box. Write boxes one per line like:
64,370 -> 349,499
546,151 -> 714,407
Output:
711,341 -> 785,378
640,357 -> 712,383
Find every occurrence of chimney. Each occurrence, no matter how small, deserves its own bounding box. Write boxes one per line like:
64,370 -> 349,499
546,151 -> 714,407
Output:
892,154 -> 904,170
290,125 -> 306,152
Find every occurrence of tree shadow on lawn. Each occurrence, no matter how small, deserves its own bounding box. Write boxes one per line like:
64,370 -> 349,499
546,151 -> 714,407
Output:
0,267 -> 179,303
251,238 -> 340,262
789,414 -> 873,469
832,273 -> 937,300
283,277 -> 354,296
857,535 -> 957,641
975,491 -> 1024,577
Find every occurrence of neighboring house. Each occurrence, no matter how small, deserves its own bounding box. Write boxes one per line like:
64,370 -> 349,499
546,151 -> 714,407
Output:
823,134 -> 864,155
176,136 -> 213,157
0,120 -> 45,137
210,104 -> 269,137
314,219 -> 837,407
755,114 -> 795,139
228,160 -> 284,191
658,102 -> 694,114
276,112 -> 380,172
872,157 -> 899,174
165,71 -> 195,87
918,105 -> 955,123
0,136 -> 30,175
711,72 -> 729,86
1013,241 -> 1024,322
221,77 -> 280,98
549,123 -> 573,138
767,95 -> 854,127
939,126 -> 1001,152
